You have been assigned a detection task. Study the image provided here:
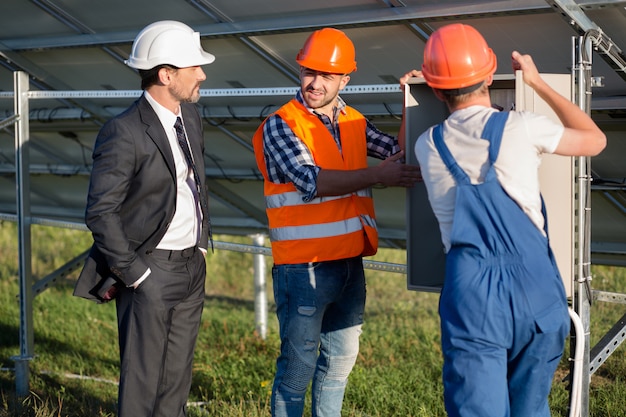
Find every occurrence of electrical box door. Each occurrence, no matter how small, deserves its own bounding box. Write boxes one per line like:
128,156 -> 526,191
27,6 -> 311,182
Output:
405,73 -> 574,298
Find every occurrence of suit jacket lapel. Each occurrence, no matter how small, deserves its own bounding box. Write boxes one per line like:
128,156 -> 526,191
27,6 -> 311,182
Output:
137,95 -> 177,180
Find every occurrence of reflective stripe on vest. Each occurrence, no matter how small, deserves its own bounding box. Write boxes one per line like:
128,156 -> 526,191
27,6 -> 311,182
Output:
270,215 -> 374,241
252,98 -> 379,264
265,189 -> 372,209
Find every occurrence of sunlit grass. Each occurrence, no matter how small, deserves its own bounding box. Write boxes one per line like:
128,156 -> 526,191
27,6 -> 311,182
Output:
0,221 -> 625,416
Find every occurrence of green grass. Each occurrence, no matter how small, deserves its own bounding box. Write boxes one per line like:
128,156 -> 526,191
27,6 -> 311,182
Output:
1,220 -> 625,416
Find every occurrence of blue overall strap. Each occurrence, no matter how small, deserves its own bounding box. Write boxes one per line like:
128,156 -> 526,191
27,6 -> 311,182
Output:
432,123 -> 470,185
432,111 -> 510,184
482,111 -> 552,238
484,110 -> 553,239
481,111 -> 509,164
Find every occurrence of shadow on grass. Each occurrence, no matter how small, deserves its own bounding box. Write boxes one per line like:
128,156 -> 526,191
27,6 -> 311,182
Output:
0,371 -> 117,417
0,320 -> 118,416
204,294 -> 256,309
0,285 -> 271,416
0,323 -> 19,369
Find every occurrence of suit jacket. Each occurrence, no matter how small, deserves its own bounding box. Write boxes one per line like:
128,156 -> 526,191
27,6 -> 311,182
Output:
74,95 -> 209,302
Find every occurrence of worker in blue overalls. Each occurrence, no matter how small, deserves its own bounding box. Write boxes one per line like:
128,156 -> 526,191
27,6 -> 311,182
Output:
414,23 -> 606,416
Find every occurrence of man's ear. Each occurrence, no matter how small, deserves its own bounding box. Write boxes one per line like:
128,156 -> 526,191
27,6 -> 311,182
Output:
339,74 -> 351,90
432,88 -> 446,102
157,67 -> 172,86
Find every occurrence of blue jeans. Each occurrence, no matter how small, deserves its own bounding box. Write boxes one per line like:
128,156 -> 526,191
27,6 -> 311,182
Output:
271,257 -> 366,417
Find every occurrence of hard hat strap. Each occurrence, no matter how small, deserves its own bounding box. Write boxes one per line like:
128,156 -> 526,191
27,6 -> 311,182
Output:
440,81 -> 484,97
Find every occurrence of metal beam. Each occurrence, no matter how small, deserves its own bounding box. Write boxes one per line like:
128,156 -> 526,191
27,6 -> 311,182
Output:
32,249 -> 89,296
589,312 -> 626,375
548,0 -> 626,81
5,0 -> 622,52
0,42 -> 108,125
13,71 -> 33,398
30,0 -> 128,65
205,180 -> 267,225
186,0 -> 300,84
1,1 -> 555,49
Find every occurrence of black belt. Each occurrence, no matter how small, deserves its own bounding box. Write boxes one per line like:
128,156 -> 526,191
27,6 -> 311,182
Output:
148,246 -> 197,259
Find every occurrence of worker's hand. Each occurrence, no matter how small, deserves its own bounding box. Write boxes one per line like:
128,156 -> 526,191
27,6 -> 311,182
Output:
399,69 -> 423,91
376,151 -> 422,187
102,284 -> 119,301
511,51 -> 544,90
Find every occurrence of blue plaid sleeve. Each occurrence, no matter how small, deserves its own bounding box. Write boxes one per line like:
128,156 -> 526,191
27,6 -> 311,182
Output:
262,114 -> 320,202
365,118 -> 401,159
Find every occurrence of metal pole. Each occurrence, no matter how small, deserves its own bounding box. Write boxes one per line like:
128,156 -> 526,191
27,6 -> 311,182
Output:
252,234 -> 268,339
572,35 -> 593,417
13,71 -> 34,397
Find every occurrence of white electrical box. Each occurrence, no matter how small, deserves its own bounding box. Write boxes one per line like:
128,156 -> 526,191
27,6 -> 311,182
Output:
405,73 -> 575,298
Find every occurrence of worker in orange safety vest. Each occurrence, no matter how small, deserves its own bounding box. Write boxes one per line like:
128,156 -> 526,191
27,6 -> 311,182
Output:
253,27 -> 421,417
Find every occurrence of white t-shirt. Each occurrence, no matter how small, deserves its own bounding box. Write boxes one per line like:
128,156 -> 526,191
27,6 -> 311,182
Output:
414,105 -> 564,252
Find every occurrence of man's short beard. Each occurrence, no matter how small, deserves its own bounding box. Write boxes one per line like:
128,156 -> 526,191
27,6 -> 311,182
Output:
170,84 -> 201,104
185,94 -> 201,104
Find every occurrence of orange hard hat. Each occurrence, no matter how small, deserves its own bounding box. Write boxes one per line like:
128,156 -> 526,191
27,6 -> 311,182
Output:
296,28 -> 357,74
422,23 -> 497,91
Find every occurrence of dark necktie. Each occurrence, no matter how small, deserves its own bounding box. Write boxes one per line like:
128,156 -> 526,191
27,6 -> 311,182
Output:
174,116 -> 213,252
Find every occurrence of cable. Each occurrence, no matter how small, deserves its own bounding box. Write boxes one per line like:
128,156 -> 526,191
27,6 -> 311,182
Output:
203,151 -> 242,184
259,104 -> 276,121
200,105 -> 226,126
568,307 -> 585,417
227,105 -> 250,121
383,102 -> 401,120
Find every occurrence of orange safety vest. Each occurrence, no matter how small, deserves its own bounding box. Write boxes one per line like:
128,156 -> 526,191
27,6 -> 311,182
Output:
252,99 -> 378,265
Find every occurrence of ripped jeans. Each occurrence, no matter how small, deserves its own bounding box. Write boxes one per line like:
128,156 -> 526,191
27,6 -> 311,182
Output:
271,257 -> 366,417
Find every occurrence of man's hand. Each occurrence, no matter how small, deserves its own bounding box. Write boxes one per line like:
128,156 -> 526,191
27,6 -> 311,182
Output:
511,51 -> 606,157
399,69 -> 423,91
375,151 -> 422,187
316,152 -> 422,196
102,284 -> 119,301
511,51 -> 544,90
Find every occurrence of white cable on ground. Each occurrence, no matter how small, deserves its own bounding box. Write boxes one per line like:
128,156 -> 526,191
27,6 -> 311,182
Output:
568,307 -> 585,417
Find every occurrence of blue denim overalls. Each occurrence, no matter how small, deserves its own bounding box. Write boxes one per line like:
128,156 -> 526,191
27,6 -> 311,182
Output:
433,111 -> 570,417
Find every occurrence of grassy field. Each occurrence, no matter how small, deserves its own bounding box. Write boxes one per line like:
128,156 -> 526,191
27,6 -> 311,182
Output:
1,220 -> 625,416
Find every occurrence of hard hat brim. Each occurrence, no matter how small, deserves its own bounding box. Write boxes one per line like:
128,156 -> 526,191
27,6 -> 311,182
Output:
125,52 -> 215,70
125,20 -> 216,70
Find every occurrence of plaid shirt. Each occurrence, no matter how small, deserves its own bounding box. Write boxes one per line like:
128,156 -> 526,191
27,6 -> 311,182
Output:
261,90 -> 400,202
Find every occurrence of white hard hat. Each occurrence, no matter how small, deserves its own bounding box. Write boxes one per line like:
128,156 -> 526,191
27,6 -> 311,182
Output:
125,20 -> 215,70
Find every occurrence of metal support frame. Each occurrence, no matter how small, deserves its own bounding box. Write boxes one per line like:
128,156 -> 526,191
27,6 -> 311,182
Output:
589,311 -> 626,374
9,58 -> 623,415
548,0 -> 626,83
0,84 -> 401,100
569,28 -> 626,416
214,238 -> 406,341
552,28 -> 626,413
5,74 -> 410,396
32,250 -> 90,296
570,33 -> 594,417
252,234 -> 267,339
13,71 -> 33,398
566,0 -> 626,390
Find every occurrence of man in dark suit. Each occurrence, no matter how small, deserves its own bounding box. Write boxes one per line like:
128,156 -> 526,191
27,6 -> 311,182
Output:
74,20 -> 215,417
